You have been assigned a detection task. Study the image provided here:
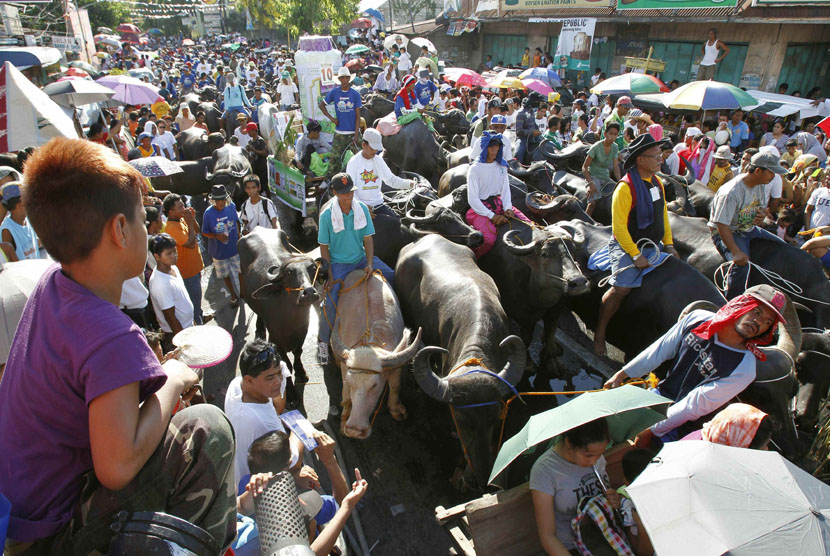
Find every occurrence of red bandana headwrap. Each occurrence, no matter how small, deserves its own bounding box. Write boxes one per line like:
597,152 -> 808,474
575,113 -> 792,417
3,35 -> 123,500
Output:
690,294 -> 783,361
396,75 -> 417,110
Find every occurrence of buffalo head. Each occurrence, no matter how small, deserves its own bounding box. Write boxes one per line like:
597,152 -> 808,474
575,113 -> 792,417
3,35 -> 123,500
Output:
251,257 -> 328,305
434,109 -> 471,137
413,335 -> 526,488
331,327 -> 423,439
526,193 -> 594,224
200,132 -> 225,150
403,207 -> 484,249
503,228 -> 589,297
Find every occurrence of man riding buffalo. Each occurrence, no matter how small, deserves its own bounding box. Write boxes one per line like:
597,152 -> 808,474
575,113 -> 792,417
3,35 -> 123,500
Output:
709,150 -> 788,299
318,173 -> 395,367
594,134 -> 680,356
605,285 -> 789,445
465,132 -> 532,258
345,128 -> 415,218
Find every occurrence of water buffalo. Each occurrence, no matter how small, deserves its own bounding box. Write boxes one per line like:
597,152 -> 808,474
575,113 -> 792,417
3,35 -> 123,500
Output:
530,141 -> 589,174
437,162 -> 555,201
479,224 -> 590,378
382,118 -> 447,188
177,127 -> 226,161
209,144 -> 252,202
239,228 -> 328,385
555,219 -> 725,358
362,93 -> 394,127
381,177 -> 439,216
667,213 -> 830,327
330,271 -> 422,439
687,179 -> 715,217
447,147 -> 471,169
795,331 -> 830,429
158,156 -> 214,197
396,235 -> 527,488
426,108 -> 470,144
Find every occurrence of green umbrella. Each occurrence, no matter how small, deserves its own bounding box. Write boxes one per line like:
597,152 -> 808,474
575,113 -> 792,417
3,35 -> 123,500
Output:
345,44 -> 370,56
488,385 -> 671,485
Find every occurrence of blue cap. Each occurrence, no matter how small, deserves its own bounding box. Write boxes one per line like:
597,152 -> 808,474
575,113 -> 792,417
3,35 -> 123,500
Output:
490,114 -> 507,126
139,132 -> 152,141
1,182 -> 21,202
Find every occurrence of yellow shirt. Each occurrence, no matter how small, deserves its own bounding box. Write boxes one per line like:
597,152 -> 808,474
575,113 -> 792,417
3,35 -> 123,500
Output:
611,177 -> 673,257
707,164 -> 733,192
780,150 -> 801,168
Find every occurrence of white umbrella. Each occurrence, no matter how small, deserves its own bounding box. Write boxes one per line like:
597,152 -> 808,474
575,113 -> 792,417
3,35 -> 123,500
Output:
628,441 -> 830,556
747,90 -> 829,119
0,62 -> 78,152
0,260 -> 55,365
383,33 -> 408,50
42,78 -> 115,108
411,37 -> 436,53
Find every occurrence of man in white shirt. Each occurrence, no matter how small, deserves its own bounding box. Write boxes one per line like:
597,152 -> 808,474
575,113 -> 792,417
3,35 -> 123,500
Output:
233,113 -> 252,148
477,94 -> 488,119
195,58 -> 211,78
275,72 -> 299,110
806,171 -> 830,229
397,51 -> 412,76
240,175 -> 278,234
120,276 -> 150,329
148,233 -> 194,350
373,63 -> 399,94
152,120 -> 178,160
245,63 -> 258,84
345,128 -> 414,218
465,132 -> 532,258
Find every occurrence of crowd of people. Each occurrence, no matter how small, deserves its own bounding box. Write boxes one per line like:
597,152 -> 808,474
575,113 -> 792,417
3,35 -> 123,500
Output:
0,24 -> 828,556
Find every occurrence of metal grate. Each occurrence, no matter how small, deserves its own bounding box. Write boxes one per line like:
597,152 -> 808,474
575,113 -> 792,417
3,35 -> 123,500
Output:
253,471 -> 312,555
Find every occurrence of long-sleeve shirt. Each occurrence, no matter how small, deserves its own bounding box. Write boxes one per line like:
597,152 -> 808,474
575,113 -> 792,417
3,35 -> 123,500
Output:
345,153 -> 410,207
373,71 -> 399,93
394,92 -> 420,118
611,177 -> 673,257
294,133 -> 331,163
622,310 -> 756,437
467,161 -> 511,219
470,135 -> 513,162
223,83 -> 251,110
515,107 -> 538,140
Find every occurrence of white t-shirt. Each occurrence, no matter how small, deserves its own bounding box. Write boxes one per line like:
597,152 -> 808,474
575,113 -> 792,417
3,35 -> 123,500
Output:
246,68 -> 259,83
241,197 -> 278,233
234,127 -> 251,148
346,153 -> 410,207
470,135 -> 513,162
148,266 -> 194,333
397,52 -> 412,72
120,276 -> 148,310
477,96 -> 487,119
152,131 -> 177,160
763,174 -> 783,206
277,82 -> 298,106
808,187 -> 830,228
505,112 -> 516,131
535,117 -> 548,133
590,73 -> 602,86
224,376 -> 296,488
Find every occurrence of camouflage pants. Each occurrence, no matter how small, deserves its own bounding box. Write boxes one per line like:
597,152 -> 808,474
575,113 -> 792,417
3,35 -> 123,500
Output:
7,405 -> 237,556
325,132 -> 360,180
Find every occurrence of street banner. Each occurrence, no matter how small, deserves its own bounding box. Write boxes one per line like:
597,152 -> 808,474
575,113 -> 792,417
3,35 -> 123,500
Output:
554,18 -> 596,72
618,0 -> 737,9
502,0 -> 611,11
268,156 -> 307,216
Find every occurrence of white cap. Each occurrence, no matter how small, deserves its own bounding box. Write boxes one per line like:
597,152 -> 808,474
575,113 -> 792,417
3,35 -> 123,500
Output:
685,126 -> 702,138
759,144 -> 780,157
337,66 -> 351,78
363,128 -> 383,151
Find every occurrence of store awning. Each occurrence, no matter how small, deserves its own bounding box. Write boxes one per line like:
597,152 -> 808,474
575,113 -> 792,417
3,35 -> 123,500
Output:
0,47 -> 62,70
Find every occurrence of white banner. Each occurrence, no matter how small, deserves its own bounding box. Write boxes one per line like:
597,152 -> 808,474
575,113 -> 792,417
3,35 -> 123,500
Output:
52,36 -> 82,53
553,18 -> 596,73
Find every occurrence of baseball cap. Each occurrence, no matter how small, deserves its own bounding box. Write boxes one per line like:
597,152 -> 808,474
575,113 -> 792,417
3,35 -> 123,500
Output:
1,182 -> 21,203
750,151 -> 787,175
331,172 -> 356,194
487,98 -> 502,109
759,145 -> 780,157
0,167 -> 21,182
245,122 -> 258,132
617,96 -> 633,107
745,284 -> 787,324
363,128 -> 383,152
490,114 -> 507,126
236,112 -> 249,121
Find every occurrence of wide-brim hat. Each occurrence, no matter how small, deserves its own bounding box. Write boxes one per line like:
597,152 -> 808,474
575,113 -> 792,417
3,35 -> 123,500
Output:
210,184 -> 230,200
713,145 -> 734,161
172,325 -> 234,368
622,134 -> 672,170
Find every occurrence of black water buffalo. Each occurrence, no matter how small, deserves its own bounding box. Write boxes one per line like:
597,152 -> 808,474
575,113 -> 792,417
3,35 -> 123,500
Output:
687,179 -> 715,217
555,219 -> 725,358
667,213 -> 830,327
530,141 -> 589,174
396,235 -> 527,488
209,144 -> 252,202
177,127 -> 226,161
448,146 -> 471,169
239,228 -> 328,385
795,331 -> 830,429
479,223 -> 590,378
438,161 -> 560,199
160,156 -> 214,197
362,93 -> 394,127
382,119 -> 447,188
426,108 -> 470,143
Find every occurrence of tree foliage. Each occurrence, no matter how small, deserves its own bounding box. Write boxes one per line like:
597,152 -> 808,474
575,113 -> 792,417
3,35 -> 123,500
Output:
237,0 -> 358,36
84,1 -> 134,31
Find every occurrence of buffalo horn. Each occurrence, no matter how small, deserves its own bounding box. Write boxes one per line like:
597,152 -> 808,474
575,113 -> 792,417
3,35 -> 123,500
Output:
413,346 -> 452,402
678,300 -> 720,321
403,208 -> 439,225
497,335 -> 527,391
503,229 -> 538,256
380,327 -> 423,369
776,296 -> 802,361
330,326 -> 349,362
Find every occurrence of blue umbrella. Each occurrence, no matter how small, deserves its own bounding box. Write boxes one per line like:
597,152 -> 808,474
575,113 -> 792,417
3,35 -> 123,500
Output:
519,67 -> 562,89
147,28 -> 163,35
364,8 -> 384,21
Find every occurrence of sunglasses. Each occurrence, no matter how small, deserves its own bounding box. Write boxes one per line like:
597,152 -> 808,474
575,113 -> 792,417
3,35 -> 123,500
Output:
248,346 -> 278,374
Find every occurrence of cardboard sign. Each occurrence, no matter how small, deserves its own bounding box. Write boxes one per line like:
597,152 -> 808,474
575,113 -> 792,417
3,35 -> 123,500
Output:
320,63 -> 336,86
268,156 -> 307,216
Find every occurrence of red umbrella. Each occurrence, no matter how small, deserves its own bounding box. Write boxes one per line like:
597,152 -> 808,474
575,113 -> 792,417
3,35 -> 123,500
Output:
350,17 -> 373,29
64,67 -> 90,79
120,32 -> 140,45
345,59 -> 363,71
444,67 -> 487,88
117,23 -> 140,34
817,116 -> 830,136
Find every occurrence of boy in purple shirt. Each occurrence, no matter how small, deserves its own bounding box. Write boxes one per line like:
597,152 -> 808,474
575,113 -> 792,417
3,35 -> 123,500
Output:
0,138 -> 236,555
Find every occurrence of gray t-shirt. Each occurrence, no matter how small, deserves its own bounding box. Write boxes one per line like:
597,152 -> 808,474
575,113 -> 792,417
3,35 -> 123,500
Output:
708,173 -> 767,233
529,447 -> 609,549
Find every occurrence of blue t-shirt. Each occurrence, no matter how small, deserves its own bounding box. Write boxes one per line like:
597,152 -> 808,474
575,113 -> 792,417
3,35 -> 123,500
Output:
318,200 -> 374,264
323,87 -> 362,133
413,81 -> 437,107
394,92 -> 418,118
180,74 -> 195,89
728,121 -> 749,148
202,203 -> 240,260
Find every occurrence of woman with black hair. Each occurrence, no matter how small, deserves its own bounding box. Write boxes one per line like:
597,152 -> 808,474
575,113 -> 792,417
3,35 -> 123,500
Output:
530,418 -> 620,556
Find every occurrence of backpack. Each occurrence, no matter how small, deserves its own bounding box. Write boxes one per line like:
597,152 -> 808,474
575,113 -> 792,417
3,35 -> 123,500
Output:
241,198 -> 274,227
571,494 -> 635,556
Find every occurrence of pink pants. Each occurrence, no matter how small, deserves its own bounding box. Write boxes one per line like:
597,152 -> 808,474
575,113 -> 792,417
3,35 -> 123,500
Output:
465,207 -> 532,258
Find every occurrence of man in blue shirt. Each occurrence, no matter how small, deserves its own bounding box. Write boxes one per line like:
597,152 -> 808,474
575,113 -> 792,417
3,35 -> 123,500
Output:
222,71 -> 253,136
317,173 -> 394,365
413,69 -> 437,109
202,184 -> 243,307
179,67 -> 195,94
319,67 -> 362,182
728,109 -> 749,153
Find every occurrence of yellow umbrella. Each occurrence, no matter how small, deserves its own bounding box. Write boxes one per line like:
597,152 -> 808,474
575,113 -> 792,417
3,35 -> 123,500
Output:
486,76 -> 526,90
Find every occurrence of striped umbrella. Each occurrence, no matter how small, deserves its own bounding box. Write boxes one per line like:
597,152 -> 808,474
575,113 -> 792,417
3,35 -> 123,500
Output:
590,73 -> 669,96
659,80 -> 758,111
